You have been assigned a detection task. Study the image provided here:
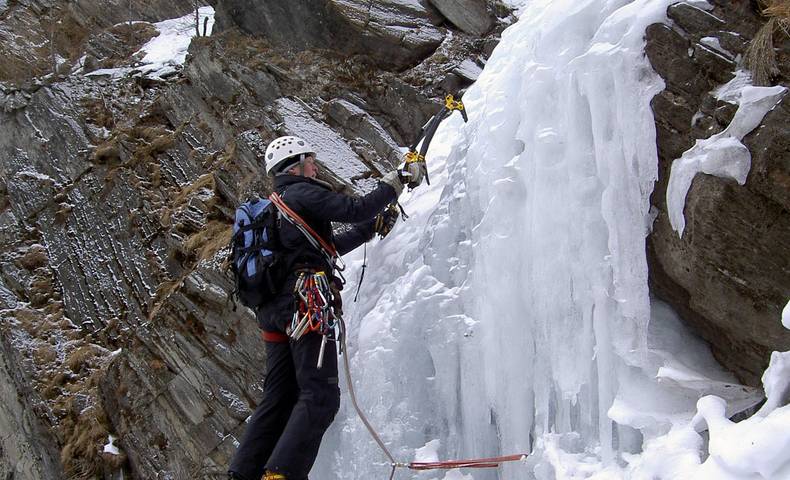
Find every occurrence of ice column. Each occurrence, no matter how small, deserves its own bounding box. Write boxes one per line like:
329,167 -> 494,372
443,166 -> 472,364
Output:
320,1 -> 677,478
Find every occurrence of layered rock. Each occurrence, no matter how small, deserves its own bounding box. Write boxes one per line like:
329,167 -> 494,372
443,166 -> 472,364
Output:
216,0 -> 445,70
0,326 -> 64,480
0,1 -> 507,478
646,0 -> 790,386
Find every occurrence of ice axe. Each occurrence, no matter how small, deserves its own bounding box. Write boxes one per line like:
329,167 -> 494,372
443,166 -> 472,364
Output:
400,93 -> 468,189
382,93 -> 468,225
361,94 -> 468,299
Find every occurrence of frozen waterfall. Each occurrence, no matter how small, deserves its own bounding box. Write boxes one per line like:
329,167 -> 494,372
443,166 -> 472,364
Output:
313,0 -> 789,479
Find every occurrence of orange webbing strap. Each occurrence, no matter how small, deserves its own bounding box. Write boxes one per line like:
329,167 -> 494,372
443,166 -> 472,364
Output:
269,192 -> 338,258
261,330 -> 289,343
409,453 -> 528,470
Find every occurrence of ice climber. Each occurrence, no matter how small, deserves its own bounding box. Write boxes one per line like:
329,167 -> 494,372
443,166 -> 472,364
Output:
228,135 -> 424,480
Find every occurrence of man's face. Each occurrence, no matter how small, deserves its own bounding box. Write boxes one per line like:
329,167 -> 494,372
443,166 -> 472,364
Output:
303,155 -> 318,178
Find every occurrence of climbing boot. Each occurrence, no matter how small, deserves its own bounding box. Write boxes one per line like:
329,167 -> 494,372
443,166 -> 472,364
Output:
262,471 -> 286,480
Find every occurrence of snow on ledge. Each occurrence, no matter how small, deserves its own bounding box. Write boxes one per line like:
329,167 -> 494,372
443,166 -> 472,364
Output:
666,83 -> 786,237
137,7 -> 214,72
86,6 -> 215,81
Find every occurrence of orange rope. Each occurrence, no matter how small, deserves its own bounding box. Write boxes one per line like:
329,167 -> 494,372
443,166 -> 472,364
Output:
270,192 -> 338,257
408,453 -> 528,470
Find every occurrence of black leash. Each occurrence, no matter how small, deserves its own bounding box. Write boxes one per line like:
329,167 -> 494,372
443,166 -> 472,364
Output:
354,243 -> 367,302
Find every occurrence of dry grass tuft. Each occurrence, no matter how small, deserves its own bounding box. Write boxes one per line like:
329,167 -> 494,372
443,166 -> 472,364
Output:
182,220 -> 233,264
747,18 -> 781,85
764,1 -> 790,20
747,1 -> 790,85
16,244 -> 48,270
92,141 -> 121,165
65,344 -> 104,374
162,173 -> 217,226
60,404 -> 115,479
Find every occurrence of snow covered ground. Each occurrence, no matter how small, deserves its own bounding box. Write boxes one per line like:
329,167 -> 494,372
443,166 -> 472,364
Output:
314,0 -> 790,479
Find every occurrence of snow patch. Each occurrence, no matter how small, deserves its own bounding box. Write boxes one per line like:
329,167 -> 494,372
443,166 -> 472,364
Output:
783,300 -> 790,330
714,70 -> 754,103
136,7 -> 214,77
688,356 -> 790,479
759,351 -> 790,415
414,439 -> 441,463
683,0 -> 713,10
700,36 -> 733,58
103,435 -> 120,455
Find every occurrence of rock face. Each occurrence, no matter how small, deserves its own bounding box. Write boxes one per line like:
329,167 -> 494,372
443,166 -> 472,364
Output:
428,0 -> 495,36
0,0 -> 193,82
2,1 -> 788,479
0,336 -> 64,480
646,0 -> 790,386
216,0 -> 446,70
0,0 -> 506,478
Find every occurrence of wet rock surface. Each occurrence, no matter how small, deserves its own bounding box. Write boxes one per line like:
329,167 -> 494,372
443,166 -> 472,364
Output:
646,0 -> 790,386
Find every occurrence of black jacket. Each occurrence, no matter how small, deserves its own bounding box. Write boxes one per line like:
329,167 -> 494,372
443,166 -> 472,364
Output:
257,174 -> 397,331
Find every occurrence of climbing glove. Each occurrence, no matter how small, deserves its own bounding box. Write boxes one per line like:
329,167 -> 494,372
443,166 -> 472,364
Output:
401,160 -> 426,189
381,170 -> 404,196
374,204 -> 400,239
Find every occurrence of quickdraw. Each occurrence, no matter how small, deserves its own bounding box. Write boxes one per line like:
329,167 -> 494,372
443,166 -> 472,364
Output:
290,271 -> 342,368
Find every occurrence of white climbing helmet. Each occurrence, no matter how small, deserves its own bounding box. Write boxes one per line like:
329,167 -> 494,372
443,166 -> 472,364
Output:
264,135 -> 315,175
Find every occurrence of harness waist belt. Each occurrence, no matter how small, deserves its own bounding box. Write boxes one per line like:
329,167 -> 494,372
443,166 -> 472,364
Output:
261,330 -> 289,343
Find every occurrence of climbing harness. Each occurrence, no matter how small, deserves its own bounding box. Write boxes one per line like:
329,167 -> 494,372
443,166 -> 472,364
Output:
337,314 -> 529,479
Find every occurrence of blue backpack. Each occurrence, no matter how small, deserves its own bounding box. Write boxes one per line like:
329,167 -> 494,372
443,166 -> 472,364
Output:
231,198 -> 284,308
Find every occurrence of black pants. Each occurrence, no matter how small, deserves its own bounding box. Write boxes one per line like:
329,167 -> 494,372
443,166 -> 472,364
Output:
229,331 -> 340,480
